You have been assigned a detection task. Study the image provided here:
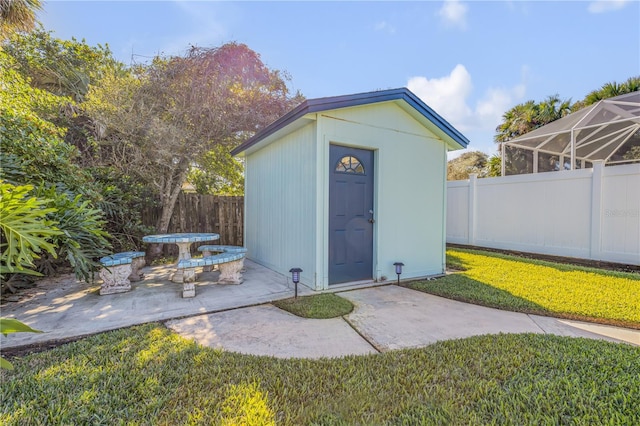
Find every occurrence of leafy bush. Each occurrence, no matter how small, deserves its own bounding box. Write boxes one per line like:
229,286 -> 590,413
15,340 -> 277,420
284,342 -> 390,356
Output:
0,318 -> 42,370
0,181 -> 111,284
1,49 -> 113,281
0,182 -> 60,277
34,186 -> 111,282
3,27 -> 122,103
0,52 -> 97,198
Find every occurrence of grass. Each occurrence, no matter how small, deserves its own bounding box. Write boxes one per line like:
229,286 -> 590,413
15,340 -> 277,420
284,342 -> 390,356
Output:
272,293 -> 354,319
3,249 -> 638,423
1,324 -> 638,425
405,248 -> 640,329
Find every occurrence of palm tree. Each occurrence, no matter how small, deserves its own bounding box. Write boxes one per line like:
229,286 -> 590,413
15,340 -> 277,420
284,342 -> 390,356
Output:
0,0 -> 42,39
494,100 -> 538,142
580,76 -> 640,108
494,95 -> 572,175
537,94 -> 572,125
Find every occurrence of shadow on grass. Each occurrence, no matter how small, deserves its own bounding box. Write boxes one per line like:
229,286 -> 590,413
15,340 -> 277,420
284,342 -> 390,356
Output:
451,247 -> 640,280
446,252 -> 468,272
405,273 -> 547,316
441,248 -> 640,329
407,270 -> 640,330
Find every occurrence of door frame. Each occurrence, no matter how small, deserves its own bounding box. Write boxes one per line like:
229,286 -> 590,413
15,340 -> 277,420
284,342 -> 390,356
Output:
325,141 -> 378,287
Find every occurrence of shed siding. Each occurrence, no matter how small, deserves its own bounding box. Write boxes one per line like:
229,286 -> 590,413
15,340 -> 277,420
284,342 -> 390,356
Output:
318,103 -> 446,283
244,123 -> 317,284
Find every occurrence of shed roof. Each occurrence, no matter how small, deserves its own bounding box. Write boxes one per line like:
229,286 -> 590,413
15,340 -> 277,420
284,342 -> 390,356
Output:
231,87 -> 469,156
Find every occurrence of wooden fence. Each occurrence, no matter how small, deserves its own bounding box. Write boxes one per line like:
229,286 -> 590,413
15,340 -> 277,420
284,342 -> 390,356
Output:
142,194 -> 244,257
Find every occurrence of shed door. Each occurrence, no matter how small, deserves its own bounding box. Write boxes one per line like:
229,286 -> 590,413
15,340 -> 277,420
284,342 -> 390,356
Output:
329,145 -> 374,284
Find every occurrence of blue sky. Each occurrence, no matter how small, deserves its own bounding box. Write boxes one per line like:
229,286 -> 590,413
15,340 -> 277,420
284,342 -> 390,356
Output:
38,1 -> 639,157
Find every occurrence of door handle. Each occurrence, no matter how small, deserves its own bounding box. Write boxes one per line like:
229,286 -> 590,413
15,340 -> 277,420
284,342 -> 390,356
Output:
368,209 -> 375,224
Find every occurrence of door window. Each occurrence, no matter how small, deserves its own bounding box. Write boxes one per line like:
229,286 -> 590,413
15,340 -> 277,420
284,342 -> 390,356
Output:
335,155 -> 365,174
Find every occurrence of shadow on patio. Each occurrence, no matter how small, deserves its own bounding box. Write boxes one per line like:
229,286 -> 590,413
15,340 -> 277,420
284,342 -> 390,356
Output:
0,260 -> 311,350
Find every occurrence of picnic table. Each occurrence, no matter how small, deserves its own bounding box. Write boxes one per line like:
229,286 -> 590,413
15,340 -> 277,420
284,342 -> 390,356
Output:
142,233 -> 219,283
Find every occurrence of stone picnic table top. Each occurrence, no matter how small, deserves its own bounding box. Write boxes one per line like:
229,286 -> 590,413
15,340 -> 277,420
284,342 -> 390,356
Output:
142,233 -> 220,283
142,233 -> 220,244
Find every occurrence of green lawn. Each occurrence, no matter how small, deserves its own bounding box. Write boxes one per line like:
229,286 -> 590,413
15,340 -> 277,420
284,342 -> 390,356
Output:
2,324 -> 638,425
406,248 -> 640,329
273,293 -> 354,319
2,248 -> 639,424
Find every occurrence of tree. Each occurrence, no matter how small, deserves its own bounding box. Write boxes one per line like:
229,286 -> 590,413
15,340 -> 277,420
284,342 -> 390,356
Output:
494,94 -> 572,175
487,154 -> 502,177
575,76 -> 640,110
3,31 -> 147,254
0,50 -> 111,281
494,95 -> 571,144
494,100 -> 538,143
2,28 -> 129,171
85,43 -> 303,255
537,94 -> 572,125
3,27 -> 122,103
622,145 -> 640,162
495,77 -> 640,175
0,0 -> 41,39
447,151 -> 489,181
189,145 -> 244,195
0,49 -> 88,192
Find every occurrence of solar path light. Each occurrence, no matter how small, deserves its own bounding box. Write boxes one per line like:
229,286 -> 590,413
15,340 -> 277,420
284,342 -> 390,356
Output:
393,262 -> 404,285
289,267 -> 302,298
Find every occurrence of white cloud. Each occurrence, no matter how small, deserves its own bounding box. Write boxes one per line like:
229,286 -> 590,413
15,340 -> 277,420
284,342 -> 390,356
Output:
438,0 -> 468,30
587,0 -> 629,13
375,21 -> 396,34
408,64 -> 473,129
407,65 -> 527,150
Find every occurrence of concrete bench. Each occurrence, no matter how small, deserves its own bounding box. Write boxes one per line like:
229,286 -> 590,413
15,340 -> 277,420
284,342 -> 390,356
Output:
99,251 -> 146,295
197,245 -> 248,271
177,249 -> 246,298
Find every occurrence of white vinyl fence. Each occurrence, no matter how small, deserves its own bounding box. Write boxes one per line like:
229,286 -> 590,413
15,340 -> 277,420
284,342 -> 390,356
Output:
447,161 -> 640,265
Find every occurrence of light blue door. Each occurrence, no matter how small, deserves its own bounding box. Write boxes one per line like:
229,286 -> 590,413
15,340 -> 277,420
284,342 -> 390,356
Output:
329,145 -> 374,284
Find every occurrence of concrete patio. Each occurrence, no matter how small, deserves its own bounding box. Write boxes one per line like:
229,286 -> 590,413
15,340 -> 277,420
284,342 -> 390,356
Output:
0,260 -> 312,349
1,260 -> 638,356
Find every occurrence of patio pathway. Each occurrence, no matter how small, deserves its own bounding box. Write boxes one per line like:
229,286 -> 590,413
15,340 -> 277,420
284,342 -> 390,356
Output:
2,261 -> 638,356
1,260 -> 312,349
167,285 -> 639,358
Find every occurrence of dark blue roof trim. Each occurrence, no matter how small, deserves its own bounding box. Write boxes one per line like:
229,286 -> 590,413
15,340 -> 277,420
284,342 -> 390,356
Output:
231,87 -> 469,155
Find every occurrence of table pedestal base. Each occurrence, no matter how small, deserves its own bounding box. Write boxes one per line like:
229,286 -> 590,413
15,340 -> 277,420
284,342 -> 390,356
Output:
171,242 -> 195,283
182,282 -> 196,298
171,268 -> 196,284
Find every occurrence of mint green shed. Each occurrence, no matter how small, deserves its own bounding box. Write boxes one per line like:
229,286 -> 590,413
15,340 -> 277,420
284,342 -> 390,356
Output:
231,88 -> 468,290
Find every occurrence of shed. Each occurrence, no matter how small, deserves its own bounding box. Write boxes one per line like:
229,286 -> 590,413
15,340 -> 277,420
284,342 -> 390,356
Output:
231,88 -> 469,290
